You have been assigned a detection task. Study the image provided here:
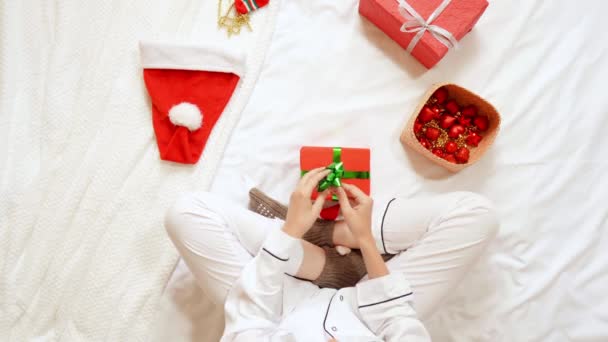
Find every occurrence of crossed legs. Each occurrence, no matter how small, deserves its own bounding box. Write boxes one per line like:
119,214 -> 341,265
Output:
164,191 -> 498,319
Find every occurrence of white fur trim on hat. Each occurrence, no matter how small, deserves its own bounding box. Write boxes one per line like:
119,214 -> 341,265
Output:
168,102 -> 203,131
139,41 -> 246,76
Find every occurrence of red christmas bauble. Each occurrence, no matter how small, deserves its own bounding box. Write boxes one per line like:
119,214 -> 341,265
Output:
457,115 -> 472,127
439,115 -> 456,129
465,132 -> 483,147
432,87 -> 448,104
448,124 -> 465,138
444,141 -> 458,153
443,154 -> 457,163
455,147 -> 470,163
414,120 -> 423,134
418,137 -> 432,150
473,115 -> 489,131
418,106 -> 435,123
445,100 -> 460,114
432,148 -> 444,158
461,105 -> 478,117
431,105 -> 442,118
425,127 -> 441,141
320,204 -> 340,220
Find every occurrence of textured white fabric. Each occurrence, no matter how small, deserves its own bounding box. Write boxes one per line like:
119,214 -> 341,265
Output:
0,0 -> 279,340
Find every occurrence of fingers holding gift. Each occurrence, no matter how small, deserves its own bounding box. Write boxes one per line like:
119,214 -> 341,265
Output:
341,183 -> 370,205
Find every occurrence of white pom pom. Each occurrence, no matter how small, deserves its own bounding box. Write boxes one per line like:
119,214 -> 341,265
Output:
168,102 -> 203,131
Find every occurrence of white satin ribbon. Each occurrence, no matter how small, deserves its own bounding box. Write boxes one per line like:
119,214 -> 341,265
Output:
398,0 -> 459,53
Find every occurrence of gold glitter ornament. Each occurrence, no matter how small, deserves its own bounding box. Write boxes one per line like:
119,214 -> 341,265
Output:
423,120 -> 449,148
435,130 -> 449,148
218,0 -> 252,37
455,135 -> 467,148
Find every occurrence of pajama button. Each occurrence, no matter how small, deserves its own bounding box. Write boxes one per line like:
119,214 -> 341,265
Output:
331,327 -> 337,332
339,295 -> 343,301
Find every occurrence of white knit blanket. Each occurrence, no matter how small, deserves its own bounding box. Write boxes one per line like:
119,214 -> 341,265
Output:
0,0 -> 278,340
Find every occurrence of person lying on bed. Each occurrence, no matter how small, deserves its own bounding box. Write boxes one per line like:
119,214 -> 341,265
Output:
164,167 -> 499,341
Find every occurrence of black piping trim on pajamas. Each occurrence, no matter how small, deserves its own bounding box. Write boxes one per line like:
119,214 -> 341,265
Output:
380,198 -> 397,255
262,248 -> 289,262
284,273 -> 311,282
358,292 -> 413,309
323,293 -> 337,339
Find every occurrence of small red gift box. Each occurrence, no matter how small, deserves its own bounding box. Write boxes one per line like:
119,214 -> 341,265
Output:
300,146 -> 371,201
359,0 -> 488,68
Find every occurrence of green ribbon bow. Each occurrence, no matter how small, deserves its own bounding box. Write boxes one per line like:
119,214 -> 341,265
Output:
302,147 -> 370,201
318,161 -> 345,191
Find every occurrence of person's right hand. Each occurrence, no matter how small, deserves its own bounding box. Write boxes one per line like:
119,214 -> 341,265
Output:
336,183 -> 374,243
282,167 -> 331,239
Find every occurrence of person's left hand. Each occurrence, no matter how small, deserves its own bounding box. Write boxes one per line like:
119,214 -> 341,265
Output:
282,167 -> 330,238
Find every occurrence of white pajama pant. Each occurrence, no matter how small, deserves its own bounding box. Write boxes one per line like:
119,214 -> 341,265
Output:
164,191 -> 498,320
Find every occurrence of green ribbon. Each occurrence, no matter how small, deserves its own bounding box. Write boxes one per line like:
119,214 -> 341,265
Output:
318,161 -> 344,191
301,147 -> 370,201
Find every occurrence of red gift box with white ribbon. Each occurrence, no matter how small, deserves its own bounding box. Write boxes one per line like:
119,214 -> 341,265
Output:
359,0 -> 488,68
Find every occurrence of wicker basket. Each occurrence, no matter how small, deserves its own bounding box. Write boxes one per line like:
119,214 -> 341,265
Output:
400,83 -> 501,172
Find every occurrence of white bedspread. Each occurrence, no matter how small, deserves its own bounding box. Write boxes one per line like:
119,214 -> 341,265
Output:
161,0 -> 608,341
3,0 -> 608,341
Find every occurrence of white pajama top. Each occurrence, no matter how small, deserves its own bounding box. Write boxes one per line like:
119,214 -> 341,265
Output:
220,229 -> 431,342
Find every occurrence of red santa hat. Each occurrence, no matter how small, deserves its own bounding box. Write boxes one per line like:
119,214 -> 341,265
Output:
139,41 -> 245,164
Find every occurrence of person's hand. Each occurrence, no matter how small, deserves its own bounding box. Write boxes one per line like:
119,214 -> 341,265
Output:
336,183 -> 373,244
282,167 -> 331,238
337,184 -> 389,279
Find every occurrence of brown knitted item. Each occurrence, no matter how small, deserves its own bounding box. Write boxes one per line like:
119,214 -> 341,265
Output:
249,188 -> 335,247
248,188 -> 287,220
313,247 -> 367,289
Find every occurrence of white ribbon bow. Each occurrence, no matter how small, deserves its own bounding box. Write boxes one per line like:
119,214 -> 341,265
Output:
398,0 -> 458,53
